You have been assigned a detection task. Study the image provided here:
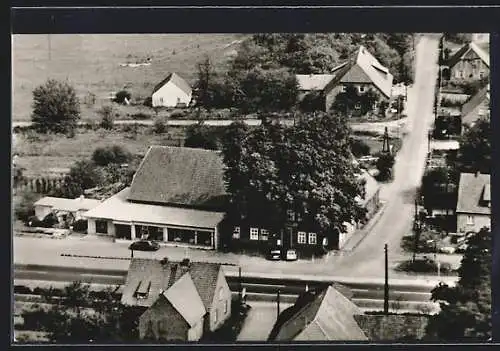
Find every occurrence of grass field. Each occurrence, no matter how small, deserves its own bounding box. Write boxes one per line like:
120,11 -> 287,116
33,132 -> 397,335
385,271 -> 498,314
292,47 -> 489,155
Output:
12,34 -> 245,121
13,127 -> 187,177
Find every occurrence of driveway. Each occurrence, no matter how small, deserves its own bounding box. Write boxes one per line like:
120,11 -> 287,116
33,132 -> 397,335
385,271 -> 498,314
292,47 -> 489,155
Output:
237,301 -> 292,342
326,35 -> 441,278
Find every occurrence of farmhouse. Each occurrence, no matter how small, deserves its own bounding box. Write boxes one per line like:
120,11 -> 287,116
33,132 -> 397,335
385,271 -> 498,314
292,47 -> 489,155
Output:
442,41 -> 490,82
34,195 -> 101,223
84,146 -> 228,249
121,258 -> 231,342
268,285 -> 368,341
456,172 -> 490,234
152,72 -> 192,108
296,46 -> 394,112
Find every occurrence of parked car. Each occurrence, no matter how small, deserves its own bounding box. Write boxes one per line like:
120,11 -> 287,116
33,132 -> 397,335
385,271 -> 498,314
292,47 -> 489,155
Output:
439,246 -> 456,254
284,249 -> 298,261
267,248 -> 282,261
129,240 -> 160,251
456,243 -> 468,253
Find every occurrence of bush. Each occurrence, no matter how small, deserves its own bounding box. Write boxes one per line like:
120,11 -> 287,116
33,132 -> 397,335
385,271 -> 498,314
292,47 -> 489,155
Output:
15,191 -> 38,222
143,97 -> 153,107
376,153 -> 395,181
170,109 -> 187,118
72,219 -> 88,233
92,145 -> 132,166
14,285 -> 33,295
152,119 -> 167,134
27,215 -> 44,227
396,258 -> 453,274
350,138 -> 371,158
114,90 -> 131,104
99,106 -> 115,130
41,213 -> 58,228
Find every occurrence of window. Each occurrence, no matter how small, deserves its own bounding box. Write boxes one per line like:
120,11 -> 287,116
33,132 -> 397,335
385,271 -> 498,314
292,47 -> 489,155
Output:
250,228 -> 259,240
466,216 -> 474,225
287,210 -> 296,222
159,97 -> 164,104
359,86 -> 365,93
260,229 -> 269,241
213,310 -> 218,324
232,226 -> 240,239
135,281 -> 151,300
308,232 -> 317,245
297,231 -> 306,244
95,220 -> 108,234
218,287 -> 224,301
341,85 -> 347,92
479,71 -> 484,79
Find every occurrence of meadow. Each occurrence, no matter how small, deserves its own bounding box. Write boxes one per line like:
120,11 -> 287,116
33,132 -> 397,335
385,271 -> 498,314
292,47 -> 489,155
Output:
12,34 -> 245,121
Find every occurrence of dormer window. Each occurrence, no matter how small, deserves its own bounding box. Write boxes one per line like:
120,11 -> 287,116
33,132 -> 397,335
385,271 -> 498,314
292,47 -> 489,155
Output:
135,280 -> 151,300
287,210 -> 296,222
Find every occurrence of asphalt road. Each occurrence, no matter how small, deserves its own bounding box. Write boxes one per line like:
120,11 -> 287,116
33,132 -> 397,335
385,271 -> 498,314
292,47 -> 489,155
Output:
328,35 -> 440,278
13,264 -> 439,314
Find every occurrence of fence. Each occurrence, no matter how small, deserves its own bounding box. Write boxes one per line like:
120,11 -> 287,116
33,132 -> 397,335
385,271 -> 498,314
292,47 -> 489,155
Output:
14,175 -> 66,194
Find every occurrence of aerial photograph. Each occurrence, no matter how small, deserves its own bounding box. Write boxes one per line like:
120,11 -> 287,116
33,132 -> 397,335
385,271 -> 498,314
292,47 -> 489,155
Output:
12,32 -> 491,343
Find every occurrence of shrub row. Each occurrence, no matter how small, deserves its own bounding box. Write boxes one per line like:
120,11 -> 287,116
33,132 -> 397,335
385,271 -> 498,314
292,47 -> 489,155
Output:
14,285 -> 122,300
60,253 -> 131,260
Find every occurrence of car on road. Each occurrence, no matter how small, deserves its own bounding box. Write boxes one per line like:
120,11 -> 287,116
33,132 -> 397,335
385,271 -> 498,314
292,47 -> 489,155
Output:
439,246 -> 456,254
128,240 -> 160,251
267,248 -> 282,261
284,249 -> 298,261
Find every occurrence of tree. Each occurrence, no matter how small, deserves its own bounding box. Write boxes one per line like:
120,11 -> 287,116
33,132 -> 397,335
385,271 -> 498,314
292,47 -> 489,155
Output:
31,79 -> 81,134
184,124 -> 219,150
22,281 -> 143,343
66,160 -> 102,195
194,55 -> 216,110
375,153 -> 395,181
221,112 -> 366,248
453,117 -> 491,174
114,90 -> 131,104
92,145 -> 132,167
349,138 -> 371,158
331,86 -> 378,117
426,228 -> 492,341
421,166 -> 458,214
14,190 -> 38,222
99,105 -> 115,130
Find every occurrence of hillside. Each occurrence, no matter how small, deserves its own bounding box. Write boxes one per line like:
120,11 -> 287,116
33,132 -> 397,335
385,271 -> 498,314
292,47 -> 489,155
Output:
12,34 -> 246,121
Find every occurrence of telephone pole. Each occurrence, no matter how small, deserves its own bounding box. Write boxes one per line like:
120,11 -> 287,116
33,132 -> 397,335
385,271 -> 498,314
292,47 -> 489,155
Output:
384,244 -> 389,315
277,289 -> 281,319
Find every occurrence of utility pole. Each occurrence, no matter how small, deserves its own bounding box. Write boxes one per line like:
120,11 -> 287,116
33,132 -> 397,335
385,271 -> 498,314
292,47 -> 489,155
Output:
384,244 -> 389,315
277,289 -> 281,319
238,266 -> 242,303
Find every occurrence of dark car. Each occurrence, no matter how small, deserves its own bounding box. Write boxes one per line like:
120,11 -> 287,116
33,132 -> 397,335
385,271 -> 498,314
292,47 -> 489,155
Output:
267,248 -> 282,261
129,240 -> 160,251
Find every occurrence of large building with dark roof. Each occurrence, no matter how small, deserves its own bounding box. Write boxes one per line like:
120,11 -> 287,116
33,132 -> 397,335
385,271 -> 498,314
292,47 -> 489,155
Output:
84,146 -> 228,249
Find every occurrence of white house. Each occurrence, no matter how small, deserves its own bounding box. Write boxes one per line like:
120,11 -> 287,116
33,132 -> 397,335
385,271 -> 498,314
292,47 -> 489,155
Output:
151,72 -> 192,108
456,172 -> 491,234
33,195 -> 101,222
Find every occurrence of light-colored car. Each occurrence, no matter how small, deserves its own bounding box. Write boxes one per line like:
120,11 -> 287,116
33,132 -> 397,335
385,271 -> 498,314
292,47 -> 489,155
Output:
439,246 -> 456,254
285,249 -> 298,261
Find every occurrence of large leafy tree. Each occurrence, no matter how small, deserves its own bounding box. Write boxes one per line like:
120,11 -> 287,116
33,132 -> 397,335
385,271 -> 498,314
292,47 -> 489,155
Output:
331,86 -> 379,117
452,117 -> 491,174
426,228 -> 492,341
31,79 -> 81,134
221,112 -> 366,246
184,124 -> 219,150
421,166 -> 458,214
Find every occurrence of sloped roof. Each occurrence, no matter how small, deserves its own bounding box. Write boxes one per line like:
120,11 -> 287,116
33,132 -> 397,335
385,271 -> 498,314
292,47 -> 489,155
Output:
34,196 -> 101,212
350,46 -> 393,98
356,170 -> 380,206
83,187 -> 224,229
121,258 -> 222,309
461,85 -> 490,126
128,146 -> 228,209
163,273 -> 206,327
447,42 -> 490,69
456,173 -> 491,215
152,72 -> 192,96
271,286 -> 367,341
296,74 -> 336,91
355,314 -> 429,341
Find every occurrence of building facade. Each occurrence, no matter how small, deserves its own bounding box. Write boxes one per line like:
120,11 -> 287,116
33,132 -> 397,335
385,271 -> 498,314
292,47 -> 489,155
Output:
456,173 -> 490,233
151,72 -> 192,108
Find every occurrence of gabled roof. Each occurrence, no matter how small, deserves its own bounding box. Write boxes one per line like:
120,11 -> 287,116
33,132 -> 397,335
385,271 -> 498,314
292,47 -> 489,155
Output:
296,74 -> 336,91
270,286 -> 367,341
34,196 -> 101,212
127,146 -> 228,209
163,273 -> 206,327
461,85 -> 490,126
356,170 -> 380,206
456,173 -> 491,215
83,187 -> 225,229
121,258 -> 222,309
152,72 -> 192,96
447,42 -> 490,69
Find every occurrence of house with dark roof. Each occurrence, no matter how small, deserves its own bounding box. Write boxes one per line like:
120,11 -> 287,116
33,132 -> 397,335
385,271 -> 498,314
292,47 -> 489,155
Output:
296,46 -> 394,112
122,258 -> 232,341
268,285 -> 368,341
152,72 -> 192,108
84,146 -> 228,249
456,173 -> 491,233
460,84 -> 490,129
442,42 -> 490,82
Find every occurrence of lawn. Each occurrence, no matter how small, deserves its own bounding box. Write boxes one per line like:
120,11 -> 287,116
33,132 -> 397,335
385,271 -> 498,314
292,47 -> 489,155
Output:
12,34 -> 246,121
13,126 -> 186,177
